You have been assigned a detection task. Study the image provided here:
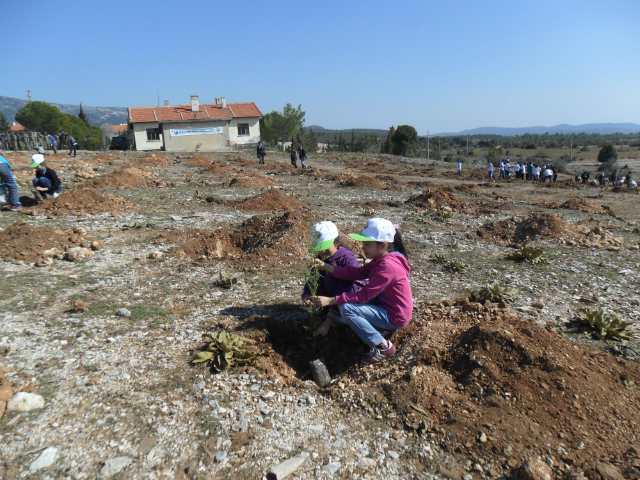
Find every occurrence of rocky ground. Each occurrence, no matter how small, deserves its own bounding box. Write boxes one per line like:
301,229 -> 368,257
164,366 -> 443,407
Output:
0,149 -> 639,480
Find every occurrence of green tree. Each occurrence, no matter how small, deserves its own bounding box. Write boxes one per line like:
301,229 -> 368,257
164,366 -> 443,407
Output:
487,145 -> 502,164
0,111 -> 10,132
381,126 -> 395,154
14,101 -> 63,133
392,125 -> 417,156
597,143 -> 618,163
260,103 -> 305,151
78,102 -> 91,127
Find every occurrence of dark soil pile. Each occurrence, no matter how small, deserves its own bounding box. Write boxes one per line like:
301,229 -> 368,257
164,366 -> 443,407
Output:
26,189 -> 134,217
0,220 -> 90,264
225,154 -> 255,167
560,198 -> 623,219
356,200 -> 404,209
200,161 -> 238,175
163,210 -> 316,271
89,165 -> 164,189
227,189 -> 305,212
405,188 -> 468,211
228,171 -> 276,188
315,300 -> 640,478
475,212 -> 585,245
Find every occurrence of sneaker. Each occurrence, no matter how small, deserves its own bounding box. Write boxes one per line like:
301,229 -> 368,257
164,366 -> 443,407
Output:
10,205 -> 21,211
361,340 -> 396,365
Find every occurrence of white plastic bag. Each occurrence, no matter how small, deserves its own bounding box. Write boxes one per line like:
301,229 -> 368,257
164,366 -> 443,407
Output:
0,184 -> 8,206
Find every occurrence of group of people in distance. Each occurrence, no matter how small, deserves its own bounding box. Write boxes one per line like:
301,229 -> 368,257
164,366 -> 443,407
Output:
486,159 -> 559,183
0,148 -> 64,211
577,170 -> 636,188
302,218 -> 412,364
256,141 -> 309,169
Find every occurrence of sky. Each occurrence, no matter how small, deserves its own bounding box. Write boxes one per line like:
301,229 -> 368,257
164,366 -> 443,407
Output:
1,0 -> 639,134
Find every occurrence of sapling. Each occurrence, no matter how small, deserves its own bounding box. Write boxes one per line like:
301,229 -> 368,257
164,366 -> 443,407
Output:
303,259 -> 322,334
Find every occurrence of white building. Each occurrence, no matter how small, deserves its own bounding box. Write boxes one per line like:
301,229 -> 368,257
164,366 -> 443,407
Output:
128,95 -> 262,152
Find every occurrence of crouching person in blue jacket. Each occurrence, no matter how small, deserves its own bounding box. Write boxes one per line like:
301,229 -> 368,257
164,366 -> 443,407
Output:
30,155 -> 62,203
0,153 -> 21,211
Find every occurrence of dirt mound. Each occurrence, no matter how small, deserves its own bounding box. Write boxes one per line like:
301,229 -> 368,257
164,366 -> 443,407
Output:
84,152 -> 121,164
358,303 -> 640,473
228,171 -> 276,188
227,189 -> 305,212
89,165 -> 164,189
332,170 -> 396,190
133,153 -> 172,166
475,212 -> 582,245
27,189 -> 134,217
200,161 -> 238,175
225,154 -> 255,166
0,220 -> 91,264
164,210 -> 316,271
356,200 -> 404,209
405,188 -> 468,211
560,198 -> 623,219
184,154 -> 213,167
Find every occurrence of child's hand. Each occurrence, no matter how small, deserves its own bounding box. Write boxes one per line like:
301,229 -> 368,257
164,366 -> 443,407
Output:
313,317 -> 333,337
301,297 -> 313,308
314,259 -> 334,273
310,296 -> 335,307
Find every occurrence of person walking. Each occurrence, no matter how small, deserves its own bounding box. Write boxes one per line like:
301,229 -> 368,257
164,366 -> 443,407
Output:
456,159 -> 463,177
298,145 -> 308,169
46,132 -> 57,154
290,146 -> 298,168
256,141 -> 266,165
68,135 -> 78,157
499,160 -> 505,179
0,153 -> 21,211
552,166 -> 558,183
487,161 -> 494,179
504,160 -> 511,180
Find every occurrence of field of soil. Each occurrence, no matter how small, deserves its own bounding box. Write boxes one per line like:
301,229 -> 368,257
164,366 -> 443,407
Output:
0,148 -> 639,480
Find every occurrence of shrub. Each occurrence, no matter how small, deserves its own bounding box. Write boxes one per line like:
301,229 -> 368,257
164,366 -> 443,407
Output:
597,144 -> 618,163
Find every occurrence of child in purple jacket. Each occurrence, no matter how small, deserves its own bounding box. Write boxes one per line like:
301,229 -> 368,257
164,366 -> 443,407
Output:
302,221 -> 361,336
311,218 -> 412,365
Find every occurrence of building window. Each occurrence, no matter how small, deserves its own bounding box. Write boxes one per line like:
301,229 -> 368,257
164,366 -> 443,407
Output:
237,123 -> 250,136
146,128 -> 160,141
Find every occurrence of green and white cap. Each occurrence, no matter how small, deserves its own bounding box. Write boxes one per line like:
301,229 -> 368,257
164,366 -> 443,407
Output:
309,221 -> 339,253
349,218 -> 396,242
30,154 -> 45,168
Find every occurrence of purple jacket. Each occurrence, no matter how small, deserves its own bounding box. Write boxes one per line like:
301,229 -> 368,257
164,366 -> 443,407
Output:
334,252 -> 413,327
303,246 -> 360,301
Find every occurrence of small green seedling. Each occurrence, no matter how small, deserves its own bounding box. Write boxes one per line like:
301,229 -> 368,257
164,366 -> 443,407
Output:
577,308 -> 633,341
192,330 -> 262,370
505,242 -> 548,264
470,283 -> 518,304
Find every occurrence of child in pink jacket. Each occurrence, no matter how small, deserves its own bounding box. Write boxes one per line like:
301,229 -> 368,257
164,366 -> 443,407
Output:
311,218 -> 413,364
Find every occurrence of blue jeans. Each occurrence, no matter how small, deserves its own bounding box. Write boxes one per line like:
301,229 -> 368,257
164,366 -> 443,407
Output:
33,177 -> 62,196
0,162 -> 20,205
300,158 -> 308,169
334,302 -> 401,347
488,171 -> 493,179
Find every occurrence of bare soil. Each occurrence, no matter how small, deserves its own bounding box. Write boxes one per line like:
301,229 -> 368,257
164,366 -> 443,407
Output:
405,188 -> 468,211
25,188 -> 134,217
226,189 -> 305,212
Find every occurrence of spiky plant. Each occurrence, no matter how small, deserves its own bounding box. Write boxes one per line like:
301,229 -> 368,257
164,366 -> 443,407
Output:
216,273 -> 238,289
505,242 -> 548,264
444,259 -> 468,273
577,308 -> 633,341
433,253 -> 447,264
192,330 -> 263,370
470,283 -> 518,304
361,208 -> 376,216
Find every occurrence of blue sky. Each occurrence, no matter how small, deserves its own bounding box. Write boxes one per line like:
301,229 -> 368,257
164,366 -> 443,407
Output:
1,0 -> 639,134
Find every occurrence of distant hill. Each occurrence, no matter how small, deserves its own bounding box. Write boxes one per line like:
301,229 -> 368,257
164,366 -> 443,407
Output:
307,125 -> 388,135
436,123 -> 640,136
0,95 -> 127,126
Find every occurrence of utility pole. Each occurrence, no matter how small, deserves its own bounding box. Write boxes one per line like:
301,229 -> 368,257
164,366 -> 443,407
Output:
438,136 -> 440,157
427,130 -> 429,159
570,133 -> 573,163
467,134 -> 469,155
27,90 -> 31,102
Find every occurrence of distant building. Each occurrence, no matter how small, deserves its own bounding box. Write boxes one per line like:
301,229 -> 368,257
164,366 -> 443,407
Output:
127,95 -> 262,152
103,124 -> 128,139
10,124 -> 26,132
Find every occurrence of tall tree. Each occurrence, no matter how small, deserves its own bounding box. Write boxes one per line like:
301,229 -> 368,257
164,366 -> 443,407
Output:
0,111 -> 10,132
597,143 -> 618,163
14,101 -> 62,133
78,102 -> 91,127
392,125 -> 417,156
260,103 -> 305,151
381,126 -> 395,154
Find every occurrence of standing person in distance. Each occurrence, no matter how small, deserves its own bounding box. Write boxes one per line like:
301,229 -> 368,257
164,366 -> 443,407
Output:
514,161 -> 520,180
256,141 -> 266,165
0,152 -> 21,211
456,159 -> 463,177
46,132 -> 58,154
30,154 -> 62,203
499,160 -> 505,179
504,159 -> 511,180
527,161 -> 534,181
486,160 -> 494,180
298,145 -> 308,169
68,135 -> 78,157
290,145 -> 298,168
310,218 -> 413,365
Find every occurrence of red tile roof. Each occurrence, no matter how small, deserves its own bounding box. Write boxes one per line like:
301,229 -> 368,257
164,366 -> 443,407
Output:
10,124 -> 26,131
128,102 -> 262,124
103,124 -> 128,134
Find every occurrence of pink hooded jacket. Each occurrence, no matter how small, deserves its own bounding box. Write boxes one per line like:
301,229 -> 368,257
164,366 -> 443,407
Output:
333,252 -> 413,327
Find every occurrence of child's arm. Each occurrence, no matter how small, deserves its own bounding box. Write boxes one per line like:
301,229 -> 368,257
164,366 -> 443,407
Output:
335,264 -> 394,306
315,259 -> 372,281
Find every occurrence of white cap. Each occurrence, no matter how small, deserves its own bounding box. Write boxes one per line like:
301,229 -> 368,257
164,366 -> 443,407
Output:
349,218 -> 396,242
30,154 -> 45,167
309,221 -> 339,252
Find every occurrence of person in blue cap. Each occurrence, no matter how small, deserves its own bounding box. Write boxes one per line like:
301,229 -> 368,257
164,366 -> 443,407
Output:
0,152 -> 21,211
30,154 -> 62,203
